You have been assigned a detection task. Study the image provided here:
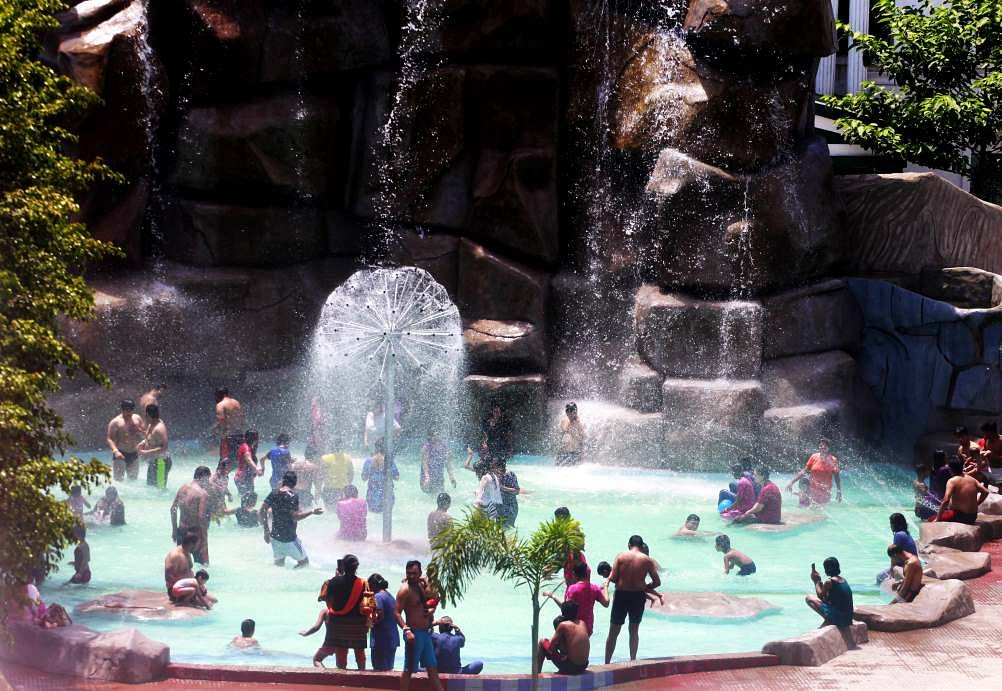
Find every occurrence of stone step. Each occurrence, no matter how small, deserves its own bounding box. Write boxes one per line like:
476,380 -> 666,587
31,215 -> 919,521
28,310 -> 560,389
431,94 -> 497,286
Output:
546,399 -> 663,465
662,378 -> 766,432
762,350 -> 855,408
762,400 -> 845,442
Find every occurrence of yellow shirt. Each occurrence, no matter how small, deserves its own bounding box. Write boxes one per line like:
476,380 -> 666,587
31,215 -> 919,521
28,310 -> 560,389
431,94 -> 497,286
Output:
320,452 -> 353,489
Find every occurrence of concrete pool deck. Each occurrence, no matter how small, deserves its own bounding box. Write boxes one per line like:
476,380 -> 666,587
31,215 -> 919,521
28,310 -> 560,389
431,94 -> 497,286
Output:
4,541 -> 1002,690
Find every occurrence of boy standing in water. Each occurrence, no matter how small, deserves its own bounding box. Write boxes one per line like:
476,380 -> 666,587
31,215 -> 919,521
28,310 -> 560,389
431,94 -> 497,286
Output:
68,524 -> 91,584
715,535 -> 756,576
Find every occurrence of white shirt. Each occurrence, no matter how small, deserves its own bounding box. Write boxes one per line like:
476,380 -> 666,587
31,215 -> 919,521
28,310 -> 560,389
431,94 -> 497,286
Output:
476,472 -> 502,507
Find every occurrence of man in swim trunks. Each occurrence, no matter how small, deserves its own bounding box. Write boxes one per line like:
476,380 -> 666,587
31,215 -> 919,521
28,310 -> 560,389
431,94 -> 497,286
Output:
887,545 -> 923,603
106,399 -> 146,481
557,402 -> 586,466
213,387 -> 245,466
538,600 -> 590,675
396,560 -> 443,691
171,466 -> 211,565
936,459 -> 991,524
138,404 -> 171,488
604,534 -> 660,664
164,531 -> 198,603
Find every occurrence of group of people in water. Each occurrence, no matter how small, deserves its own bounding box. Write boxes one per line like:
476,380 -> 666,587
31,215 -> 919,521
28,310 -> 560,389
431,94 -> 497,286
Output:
41,386 -> 997,682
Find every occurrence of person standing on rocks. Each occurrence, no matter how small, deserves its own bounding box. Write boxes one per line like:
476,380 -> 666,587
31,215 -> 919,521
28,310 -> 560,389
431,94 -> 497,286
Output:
936,458 -> 991,525
138,403 -> 171,489
557,402 -> 586,466
106,399 -> 146,481
213,387 -> 244,466
786,437 -> 841,504
604,534 -> 660,664
171,466 -> 211,565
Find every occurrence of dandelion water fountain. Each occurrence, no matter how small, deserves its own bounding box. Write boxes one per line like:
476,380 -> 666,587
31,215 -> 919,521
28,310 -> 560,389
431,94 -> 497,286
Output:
311,267 -> 462,542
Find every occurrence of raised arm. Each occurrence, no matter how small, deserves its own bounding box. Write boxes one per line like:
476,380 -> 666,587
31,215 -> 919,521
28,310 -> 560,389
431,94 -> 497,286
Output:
785,468 -> 806,491
294,506 -> 324,521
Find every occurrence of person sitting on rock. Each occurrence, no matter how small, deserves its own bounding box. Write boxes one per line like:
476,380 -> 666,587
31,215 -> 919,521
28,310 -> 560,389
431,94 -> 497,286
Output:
978,421 -> 1002,485
886,545 -> 923,603
170,569 -> 215,609
913,465 -> 939,521
229,619 -> 260,649
715,534 -> 756,576
805,557 -> 853,627
732,466 -> 782,525
935,458 -> 990,525
537,600 -> 589,675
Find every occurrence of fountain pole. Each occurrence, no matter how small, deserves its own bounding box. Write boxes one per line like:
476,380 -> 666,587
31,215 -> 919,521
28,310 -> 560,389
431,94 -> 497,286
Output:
382,338 -> 396,543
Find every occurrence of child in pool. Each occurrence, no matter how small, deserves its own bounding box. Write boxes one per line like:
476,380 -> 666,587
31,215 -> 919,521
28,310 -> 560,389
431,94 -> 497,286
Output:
65,485 -> 90,517
715,534 -> 756,576
792,475 -> 813,508
68,523 -> 91,584
224,491 -> 260,528
88,486 -> 125,525
171,570 -> 215,609
229,619 -> 260,649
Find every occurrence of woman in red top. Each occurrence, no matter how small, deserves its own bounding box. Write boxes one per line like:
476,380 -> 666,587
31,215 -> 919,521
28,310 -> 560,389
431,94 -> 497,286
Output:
786,437 -> 842,505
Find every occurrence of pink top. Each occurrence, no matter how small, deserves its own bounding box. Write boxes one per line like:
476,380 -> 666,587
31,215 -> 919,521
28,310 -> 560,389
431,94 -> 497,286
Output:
565,581 -> 604,635
336,497 -> 368,541
722,476 -> 756,519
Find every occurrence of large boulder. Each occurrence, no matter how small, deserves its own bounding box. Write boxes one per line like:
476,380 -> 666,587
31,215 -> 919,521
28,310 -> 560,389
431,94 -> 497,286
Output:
919,522 -> 984,553
616,357 -> 664,413
0,623 -> 168,683
980,493 -> 1002,516
762,351 -> 856,408
463,319 -> 547,374
918,267 -> 1002,309
164,199 -> 327,267
389,231 -> 460,298
853,579 -> 975,632
921,546 -> 991,581
420,0 -> 559,64
635,285 -> 763,379
547,399 -> 664,466
457,240 -> 549,326
976,513 -> 1002,541
762,400 -> 847,449
762,279 -> 863,359
648,591 -> 779,621
742,511 -> 827,533
662,378 -> 766,434
463,374 -> 546,453
77,590 -> 210,621
839,173 -> 1002,277
171,92 -> 342,200
647,138 -> 843,293
684,0 -> 837,57
761,623 -> 866,667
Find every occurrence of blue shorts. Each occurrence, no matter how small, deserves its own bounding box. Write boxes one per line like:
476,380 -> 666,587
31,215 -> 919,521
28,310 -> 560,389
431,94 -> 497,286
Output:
404,629 -> 437,672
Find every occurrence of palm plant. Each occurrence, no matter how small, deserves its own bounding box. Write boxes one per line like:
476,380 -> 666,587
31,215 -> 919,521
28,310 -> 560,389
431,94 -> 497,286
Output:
427,509 -> 586,679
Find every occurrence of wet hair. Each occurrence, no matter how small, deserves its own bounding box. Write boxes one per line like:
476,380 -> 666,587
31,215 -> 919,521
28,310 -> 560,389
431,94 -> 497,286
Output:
105,486 -> 118,499
341,554 -> 359,576
73,522 -> 86,539
887,544 -> 905,557
241,619 -> 255,637
368,573 -> 389,591
730,463 -> 743,478
739,457 -> 754,471
559,600 -> 579,621
405,560 -> 422,572
932,449 -> 947,468
628,534 -> 644,548
819,436 -> 831,447
276,433 -> 290,445
215,387 -> 228,401
181,530 -> 200,548
756,465 -> 771,480
195,570 -> 209,581
823,557 -> 841,576
120,399 -> 135,410
890,513 -> 908,533
948,458 -> 964,475
955,426 -> 969,437
980,421 -> 998,435
343,484 -> 358,499
640,542 -> 651,555
146,403 -> 159,420
437,616 -> 454,633
596,561 -> 611,578
715,534 -> 731,551
554,507 -> 571,520
374,439 -> 386,455
565,402 -> 577,414
686,514 -> 700,523
194,466 -> 212,480
282,470 -> 297,488
573,562 -> 588,580
245,429 -> 259,444
241,492 -> 257,507
437,492 -> 451,509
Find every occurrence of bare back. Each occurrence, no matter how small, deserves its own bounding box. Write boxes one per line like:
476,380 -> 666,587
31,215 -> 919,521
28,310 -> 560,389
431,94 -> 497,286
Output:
611,549 -> 657,591
946,475 -> 986,514
901,555 -> 923,597
215,397 -> 244,435
174,482 -> 208,528
554,620 -> 590,665
164,545 -> 193,590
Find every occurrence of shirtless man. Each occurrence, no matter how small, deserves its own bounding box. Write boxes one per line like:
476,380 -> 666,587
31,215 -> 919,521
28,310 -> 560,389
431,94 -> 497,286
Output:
557,402 -> 586,466
107,399 -> 146,481
537,600 -> 590,675
605,534 -> 661,664
171,467 -> 211,565
937,459 -> 990,524
139,385 -> 165,424
396,560 -> 444,691
214,387 -> 245,466
138,404 -> 171,489
164,531 -> 198,603
887,545 -> 924,603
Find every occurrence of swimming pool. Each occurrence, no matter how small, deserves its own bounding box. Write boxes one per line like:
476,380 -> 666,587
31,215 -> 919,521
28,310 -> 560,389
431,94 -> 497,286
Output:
42,450 -> 910,673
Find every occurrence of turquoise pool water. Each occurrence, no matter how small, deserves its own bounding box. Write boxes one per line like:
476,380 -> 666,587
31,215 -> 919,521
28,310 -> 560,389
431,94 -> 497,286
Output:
42,450 -> 911,673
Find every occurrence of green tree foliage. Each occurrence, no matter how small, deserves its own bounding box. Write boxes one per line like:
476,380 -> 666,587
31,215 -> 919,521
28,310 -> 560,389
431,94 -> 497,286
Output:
0,0 -> 118,620
823,0 -> 1002,198
427,510 -> 585,679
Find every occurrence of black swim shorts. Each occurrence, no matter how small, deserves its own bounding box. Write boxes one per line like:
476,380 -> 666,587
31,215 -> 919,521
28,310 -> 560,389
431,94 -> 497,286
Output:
611,589 -> 647,626
121,451 -> 139,467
